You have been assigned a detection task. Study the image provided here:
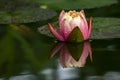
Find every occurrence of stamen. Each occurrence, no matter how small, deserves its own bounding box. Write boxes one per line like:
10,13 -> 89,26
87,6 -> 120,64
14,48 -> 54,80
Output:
68,10 -> 80,18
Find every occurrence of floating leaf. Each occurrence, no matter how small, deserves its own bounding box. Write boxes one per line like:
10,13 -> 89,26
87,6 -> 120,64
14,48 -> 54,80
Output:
0,8 -> 56,24
12,8 -> 57,23
35,0 -> 118,10
0,12 -> 12,24
91,17 -> 120,39
38,18 -> 120,39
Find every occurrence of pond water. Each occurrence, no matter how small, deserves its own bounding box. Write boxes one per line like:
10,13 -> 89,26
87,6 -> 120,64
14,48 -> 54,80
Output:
0,0 -> 120,80
0,25 -> 120,80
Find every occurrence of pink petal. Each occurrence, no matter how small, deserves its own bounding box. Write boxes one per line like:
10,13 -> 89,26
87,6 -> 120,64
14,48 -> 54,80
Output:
48,23 -> 65,41
79,10 -> 89,40
88,17 -> 92,39
69,17 -> 81,29
60,20 -> 73,40
59,10 -> 66,35
59,10 -> 65,27
80,10 -> 87,25
59,10 -> 73,40
79,20 -> 88,40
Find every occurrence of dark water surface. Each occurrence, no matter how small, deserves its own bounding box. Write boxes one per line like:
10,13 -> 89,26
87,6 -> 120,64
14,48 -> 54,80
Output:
0,25 -> 120,80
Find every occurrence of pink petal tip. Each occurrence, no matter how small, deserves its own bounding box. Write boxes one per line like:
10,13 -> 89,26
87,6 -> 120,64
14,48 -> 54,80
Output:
48,23 -> 65,41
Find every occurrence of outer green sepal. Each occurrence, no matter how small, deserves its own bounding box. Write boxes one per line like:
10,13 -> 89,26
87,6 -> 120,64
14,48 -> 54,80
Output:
68,27 -> 84,43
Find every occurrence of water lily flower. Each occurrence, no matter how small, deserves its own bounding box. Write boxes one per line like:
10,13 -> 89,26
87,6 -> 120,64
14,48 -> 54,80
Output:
50,41 -> 92,68
48,10 -> 92,42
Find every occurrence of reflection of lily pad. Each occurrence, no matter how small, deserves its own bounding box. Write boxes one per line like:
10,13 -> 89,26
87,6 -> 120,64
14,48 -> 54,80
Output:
0,8 -> 57,24
38,18 -> 120,39
36,0 -> 117,10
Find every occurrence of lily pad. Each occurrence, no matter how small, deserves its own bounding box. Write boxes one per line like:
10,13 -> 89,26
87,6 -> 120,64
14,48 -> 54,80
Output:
12,8 -> 57,23
91,17 -> 120,39
0,8 -> 57,24
35,0 -> 118,10
38,17 -> 120,39
0,0 -> 40,10
0,11 -> 12,24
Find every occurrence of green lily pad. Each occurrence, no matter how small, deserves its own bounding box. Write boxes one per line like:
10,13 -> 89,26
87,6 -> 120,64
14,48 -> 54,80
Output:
91,17 -> 120,39
38,17 -> 120,39
0,0 -> 40,10
35,0 -> 118,10
0,8 -> 57,24
0,12 -> 12,24
12,8 -> 57,23
0,0 -> 53,24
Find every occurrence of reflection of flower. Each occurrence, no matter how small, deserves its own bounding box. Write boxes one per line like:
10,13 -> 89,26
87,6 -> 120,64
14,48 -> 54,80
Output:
50,41 -> 92,68
48,10 -> 92,42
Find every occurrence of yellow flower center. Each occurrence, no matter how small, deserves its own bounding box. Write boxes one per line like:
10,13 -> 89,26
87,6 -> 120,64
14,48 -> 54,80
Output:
68,10 -> 80,18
